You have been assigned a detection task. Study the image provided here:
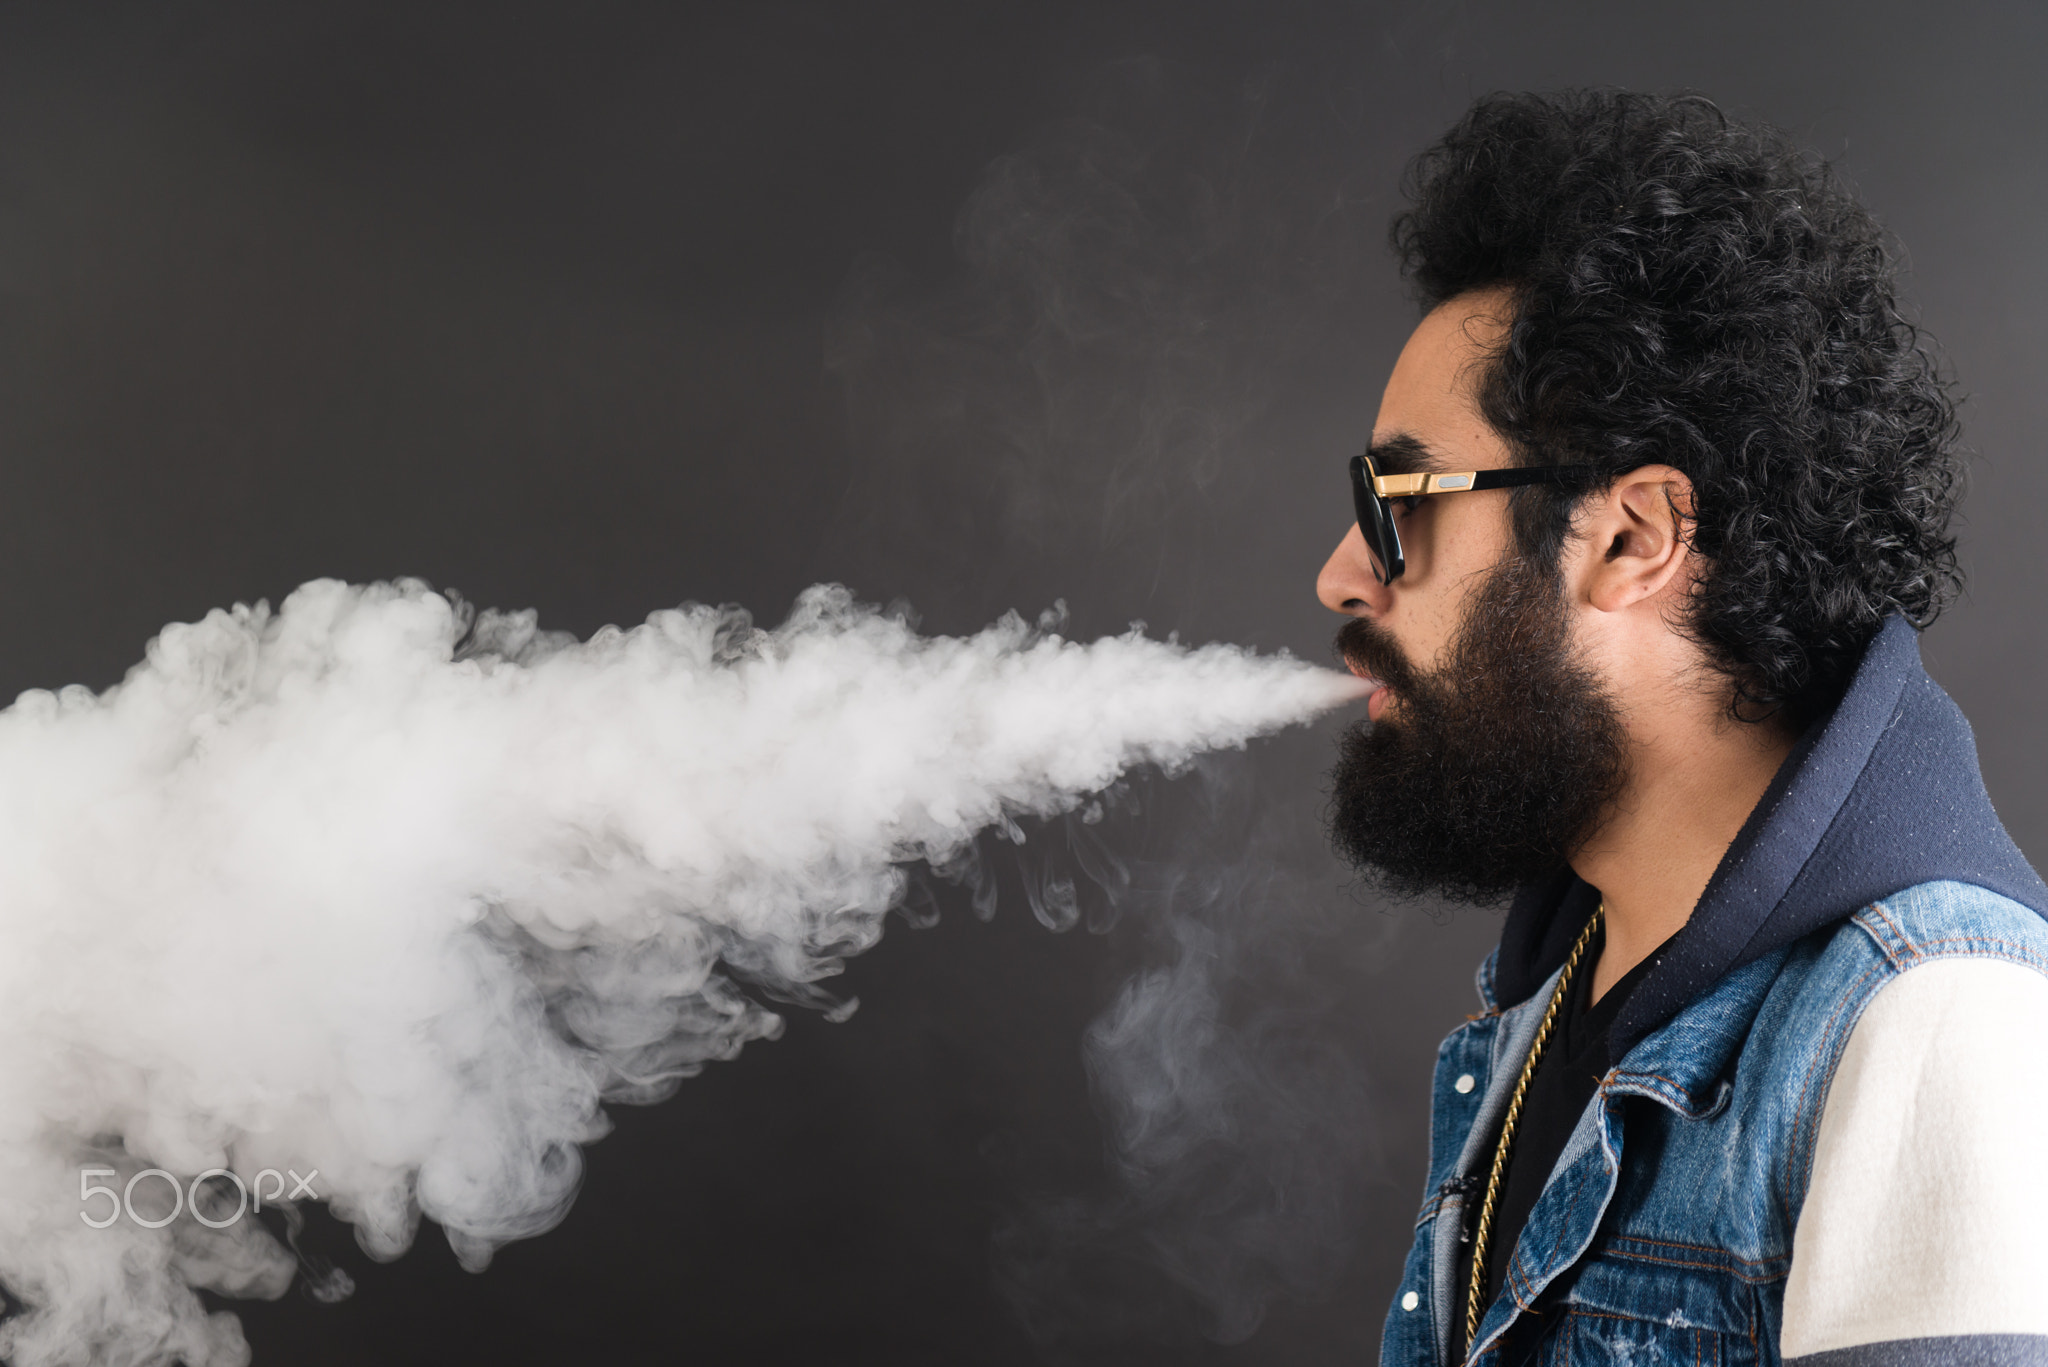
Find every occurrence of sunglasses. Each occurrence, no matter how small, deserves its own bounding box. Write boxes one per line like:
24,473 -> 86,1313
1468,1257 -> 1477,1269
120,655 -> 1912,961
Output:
1348,452 -> 1594,584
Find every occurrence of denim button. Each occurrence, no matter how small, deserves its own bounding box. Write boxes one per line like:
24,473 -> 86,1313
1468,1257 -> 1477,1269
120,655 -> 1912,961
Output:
1455,1073 -> 1476,1094
1401,1290 -> 1419,1311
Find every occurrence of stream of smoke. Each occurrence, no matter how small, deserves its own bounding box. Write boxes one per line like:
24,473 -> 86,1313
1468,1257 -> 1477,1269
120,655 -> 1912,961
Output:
0,577 -> 1360,1367
823,59 -> 1392,1353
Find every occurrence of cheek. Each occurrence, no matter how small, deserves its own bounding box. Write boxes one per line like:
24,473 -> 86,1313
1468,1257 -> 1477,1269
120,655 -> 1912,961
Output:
1406,593 -> 1461,674
1410,501 -> 1514,665
1434,493 -> 1514,571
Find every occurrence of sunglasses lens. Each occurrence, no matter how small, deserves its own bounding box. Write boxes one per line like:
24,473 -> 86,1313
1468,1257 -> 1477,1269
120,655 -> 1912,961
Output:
1349,457 -> 1399,585
1364,517 -> 1395,585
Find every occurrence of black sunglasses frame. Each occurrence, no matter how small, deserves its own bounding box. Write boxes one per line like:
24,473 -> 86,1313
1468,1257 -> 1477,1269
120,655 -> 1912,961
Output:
1348,453 -> 1595,585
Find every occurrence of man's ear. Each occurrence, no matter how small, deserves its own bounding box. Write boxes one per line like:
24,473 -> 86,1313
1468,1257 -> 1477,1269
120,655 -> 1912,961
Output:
1578,464 -> 1696,614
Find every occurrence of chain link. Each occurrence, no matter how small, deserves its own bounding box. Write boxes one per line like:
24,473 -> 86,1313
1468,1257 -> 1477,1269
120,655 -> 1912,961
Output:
1463,903 -> 1604,1356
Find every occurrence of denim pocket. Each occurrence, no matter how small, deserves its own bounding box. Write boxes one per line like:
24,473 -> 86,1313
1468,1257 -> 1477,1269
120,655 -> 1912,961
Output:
1526,1245 -> 1767,1367
1533,1308 -> 1730,1366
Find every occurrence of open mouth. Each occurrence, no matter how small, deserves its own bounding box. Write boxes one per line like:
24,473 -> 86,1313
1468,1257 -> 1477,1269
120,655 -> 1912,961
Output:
1340,660 -> 1390,720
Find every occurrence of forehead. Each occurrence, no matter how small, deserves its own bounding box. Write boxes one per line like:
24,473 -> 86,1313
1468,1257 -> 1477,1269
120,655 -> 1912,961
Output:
1371,288 -> 1516,470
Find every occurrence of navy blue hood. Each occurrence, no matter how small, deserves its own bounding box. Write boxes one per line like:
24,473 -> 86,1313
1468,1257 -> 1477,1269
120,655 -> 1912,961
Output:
1492,615 -> 2048,1061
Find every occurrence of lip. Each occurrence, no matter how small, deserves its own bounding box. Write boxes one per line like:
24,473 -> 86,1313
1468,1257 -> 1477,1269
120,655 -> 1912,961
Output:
1343,660 -> 1389,721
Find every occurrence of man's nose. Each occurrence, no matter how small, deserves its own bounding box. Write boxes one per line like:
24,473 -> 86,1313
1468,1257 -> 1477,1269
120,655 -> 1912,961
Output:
1317,524 -> 1391,616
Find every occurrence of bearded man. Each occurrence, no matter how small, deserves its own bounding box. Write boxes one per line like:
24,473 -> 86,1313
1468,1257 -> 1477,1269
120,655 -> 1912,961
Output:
1320,91 -> 2048,1366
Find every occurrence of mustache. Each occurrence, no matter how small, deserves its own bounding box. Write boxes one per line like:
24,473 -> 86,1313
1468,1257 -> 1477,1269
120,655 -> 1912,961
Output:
1333,617 -> 1416,692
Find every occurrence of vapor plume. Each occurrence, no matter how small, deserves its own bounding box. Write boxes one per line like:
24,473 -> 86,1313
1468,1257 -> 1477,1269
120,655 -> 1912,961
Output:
0,578 -> 1360,1367
826,59 -> 1393,1353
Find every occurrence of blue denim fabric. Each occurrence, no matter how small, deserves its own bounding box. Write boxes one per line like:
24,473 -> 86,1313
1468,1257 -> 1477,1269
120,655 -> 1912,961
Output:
1380,880 -> 2048,1366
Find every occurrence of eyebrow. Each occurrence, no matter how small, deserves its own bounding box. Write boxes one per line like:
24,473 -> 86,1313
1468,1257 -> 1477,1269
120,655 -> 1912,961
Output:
1362,433 -> 1446,478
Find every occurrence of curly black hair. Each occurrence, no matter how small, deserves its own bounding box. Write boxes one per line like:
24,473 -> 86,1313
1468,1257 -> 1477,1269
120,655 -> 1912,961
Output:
1391,90 -> 1964,727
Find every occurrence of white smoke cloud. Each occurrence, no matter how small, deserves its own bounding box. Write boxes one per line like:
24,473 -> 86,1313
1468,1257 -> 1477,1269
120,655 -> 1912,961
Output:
0,577 -> 1360,1367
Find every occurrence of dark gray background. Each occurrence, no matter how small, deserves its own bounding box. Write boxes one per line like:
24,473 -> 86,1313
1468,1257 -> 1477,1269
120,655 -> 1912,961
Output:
2,2 -> 2043,1363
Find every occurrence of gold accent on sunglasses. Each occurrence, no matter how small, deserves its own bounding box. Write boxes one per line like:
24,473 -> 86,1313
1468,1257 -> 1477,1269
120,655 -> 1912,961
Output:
1372,470 -> 1476,496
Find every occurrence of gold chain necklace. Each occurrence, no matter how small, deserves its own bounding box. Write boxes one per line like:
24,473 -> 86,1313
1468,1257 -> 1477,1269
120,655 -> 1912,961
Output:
1464,902 -> 1603,1354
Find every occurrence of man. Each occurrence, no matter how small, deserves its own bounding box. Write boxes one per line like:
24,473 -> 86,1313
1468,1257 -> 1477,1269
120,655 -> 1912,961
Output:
1319,91 -> 2048,1365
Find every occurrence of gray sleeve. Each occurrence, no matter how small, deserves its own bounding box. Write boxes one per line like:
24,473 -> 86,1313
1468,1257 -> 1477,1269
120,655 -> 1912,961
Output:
1789,1335 -> 2048,1367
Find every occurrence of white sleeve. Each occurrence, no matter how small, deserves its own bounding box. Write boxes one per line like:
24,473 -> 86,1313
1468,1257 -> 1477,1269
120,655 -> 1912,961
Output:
1782,956 -> 2048,1365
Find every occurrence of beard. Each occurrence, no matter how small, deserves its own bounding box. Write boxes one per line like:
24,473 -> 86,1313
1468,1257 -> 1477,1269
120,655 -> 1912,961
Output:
1327,550 -> 1629,905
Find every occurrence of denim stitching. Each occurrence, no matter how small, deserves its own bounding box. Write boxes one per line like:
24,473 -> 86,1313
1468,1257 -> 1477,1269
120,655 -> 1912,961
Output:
1502,1158 -> 1597,1318
1782,953 -> 1892,1231
1607,1233 -> 1764,1260
1607,1071 -> 1709,1112
1854,903 -> 1910,968
1603,1234 -> 1788,1272
1566,1306 -> 1696,1323
1597,1245 -> 1787,1285
1548,1307 -> 1734,1362
1898,934 -> 2048,972
1539,1164 -> 1594,1284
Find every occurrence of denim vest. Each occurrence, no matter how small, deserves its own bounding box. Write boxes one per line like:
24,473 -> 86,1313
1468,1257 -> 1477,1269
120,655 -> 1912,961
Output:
1380,879 -> 2048,1366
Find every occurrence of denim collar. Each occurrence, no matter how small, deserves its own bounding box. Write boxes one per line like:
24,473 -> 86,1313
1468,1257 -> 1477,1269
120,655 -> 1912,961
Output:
1492,615 -> 2048,1061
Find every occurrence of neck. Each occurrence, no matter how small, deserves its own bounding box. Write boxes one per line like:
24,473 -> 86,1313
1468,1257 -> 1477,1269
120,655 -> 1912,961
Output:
1571,692 -> 1797,1005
